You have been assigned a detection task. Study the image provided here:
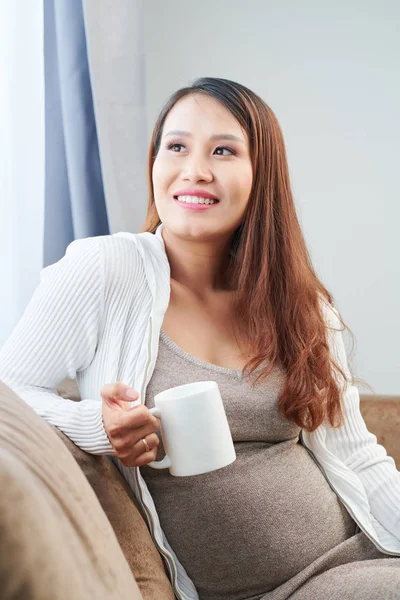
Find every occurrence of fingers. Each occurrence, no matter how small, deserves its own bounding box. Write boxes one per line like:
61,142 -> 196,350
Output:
117,433 -> 160,467
133,433 -> 160,457
107,405 -> 160,438
100,382 -> 139,407
100,381 -> 162,467
111,422 -> 159,452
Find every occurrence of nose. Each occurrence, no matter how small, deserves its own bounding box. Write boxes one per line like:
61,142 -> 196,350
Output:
181,153 -> 213,183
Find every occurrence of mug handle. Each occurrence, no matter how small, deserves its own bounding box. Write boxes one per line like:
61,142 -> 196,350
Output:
147,407 -> 172,469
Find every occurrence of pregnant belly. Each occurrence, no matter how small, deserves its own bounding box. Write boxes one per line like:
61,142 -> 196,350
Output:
140,440 -> 357,600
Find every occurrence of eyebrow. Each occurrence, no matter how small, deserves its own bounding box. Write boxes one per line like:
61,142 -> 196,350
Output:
164,130 -> 245,144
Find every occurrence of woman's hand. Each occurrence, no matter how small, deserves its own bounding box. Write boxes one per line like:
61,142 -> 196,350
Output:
101,382 -> 160,467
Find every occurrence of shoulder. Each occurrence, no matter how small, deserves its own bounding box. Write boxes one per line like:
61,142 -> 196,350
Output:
62,229 -> 162,268
40,236 -> 103,288
62,231 -> 163,299
92,232 -> 145,287
318,293 -> 342,329
95,231 -> 162,264
58,233 -> 143,278
95,231 -> 141,263
95,231 -> 164,302
317,293 -> 352,380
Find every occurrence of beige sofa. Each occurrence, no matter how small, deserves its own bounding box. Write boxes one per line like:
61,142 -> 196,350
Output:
0,380 -> 176,600
0,378 -> 399,600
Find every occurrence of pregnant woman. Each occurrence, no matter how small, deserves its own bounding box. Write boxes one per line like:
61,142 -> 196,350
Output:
1,77 -> 399,599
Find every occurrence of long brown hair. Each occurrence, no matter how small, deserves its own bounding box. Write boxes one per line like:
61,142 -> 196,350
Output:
141,77 -> 371,432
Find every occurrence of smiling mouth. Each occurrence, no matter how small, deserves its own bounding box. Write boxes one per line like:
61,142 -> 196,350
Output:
173,195 -> 220,205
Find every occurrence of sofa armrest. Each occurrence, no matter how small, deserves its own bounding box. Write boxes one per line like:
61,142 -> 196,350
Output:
0,379 -> 143,600
52,426 -> 176,600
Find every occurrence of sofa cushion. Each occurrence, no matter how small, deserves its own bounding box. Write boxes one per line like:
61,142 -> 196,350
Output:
0,379 -> 143,600
51,427 -> 176,600
360,395 -> 400,469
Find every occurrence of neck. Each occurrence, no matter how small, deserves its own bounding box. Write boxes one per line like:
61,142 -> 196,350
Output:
161,227 -> 234,296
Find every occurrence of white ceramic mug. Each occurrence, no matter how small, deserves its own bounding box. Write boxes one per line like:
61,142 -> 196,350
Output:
147,380 -> 236,476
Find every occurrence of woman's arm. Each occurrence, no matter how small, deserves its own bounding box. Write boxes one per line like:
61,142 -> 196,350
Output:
323,301 -> 400,539
0,236 -> 114,455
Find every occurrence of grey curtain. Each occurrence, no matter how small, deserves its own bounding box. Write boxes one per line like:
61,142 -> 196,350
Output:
43,0 -> 109,267
43,0 -> 147,269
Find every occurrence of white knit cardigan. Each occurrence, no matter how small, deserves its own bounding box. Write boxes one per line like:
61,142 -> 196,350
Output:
1,222 -> 399,600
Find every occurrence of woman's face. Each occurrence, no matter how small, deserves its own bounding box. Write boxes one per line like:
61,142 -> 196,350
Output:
152,94 -> 253,243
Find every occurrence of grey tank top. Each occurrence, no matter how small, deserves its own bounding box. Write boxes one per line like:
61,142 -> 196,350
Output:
140,330 -> 357,600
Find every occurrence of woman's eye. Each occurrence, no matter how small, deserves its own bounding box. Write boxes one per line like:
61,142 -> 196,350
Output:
169,143 -> 184,152
214,146 -> 235,156
167,142 -> 235,156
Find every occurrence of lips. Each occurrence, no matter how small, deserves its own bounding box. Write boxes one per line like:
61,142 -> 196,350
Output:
173,189 -> 219,201
173,195 -> 219,203
174,197 -> 219,210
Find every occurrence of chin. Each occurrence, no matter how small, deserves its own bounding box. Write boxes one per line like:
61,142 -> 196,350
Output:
167,219 -> 219,241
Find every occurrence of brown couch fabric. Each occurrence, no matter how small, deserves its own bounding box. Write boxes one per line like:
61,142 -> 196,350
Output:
0,380 -> 143,600
51,427 -> 176,600
358,396 -> 400,469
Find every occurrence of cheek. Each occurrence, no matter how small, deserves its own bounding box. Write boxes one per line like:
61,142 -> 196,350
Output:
233,168 -> 253,203
152,154 -> 175,189
152,158 -> 162,188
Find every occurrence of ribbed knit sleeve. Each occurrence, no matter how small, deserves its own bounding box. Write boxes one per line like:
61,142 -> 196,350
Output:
323,302 -> 400,539
0,236 -> 114,455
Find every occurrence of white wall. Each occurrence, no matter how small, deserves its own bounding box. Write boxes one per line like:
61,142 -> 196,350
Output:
143,0 -> 400,394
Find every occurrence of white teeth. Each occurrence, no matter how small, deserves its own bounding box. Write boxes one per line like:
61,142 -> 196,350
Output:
176,195 -> 218,205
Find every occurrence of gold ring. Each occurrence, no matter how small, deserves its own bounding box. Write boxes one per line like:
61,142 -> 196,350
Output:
142,437 -> 151,453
